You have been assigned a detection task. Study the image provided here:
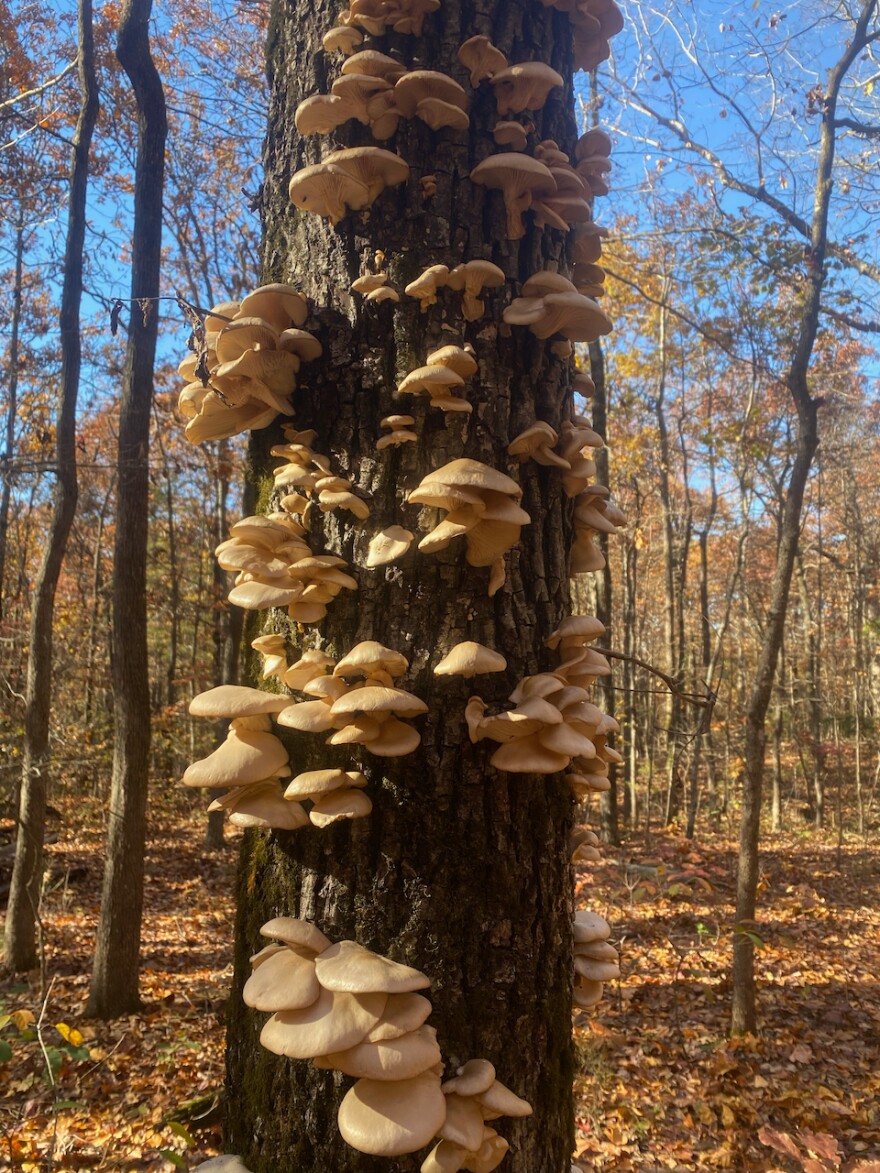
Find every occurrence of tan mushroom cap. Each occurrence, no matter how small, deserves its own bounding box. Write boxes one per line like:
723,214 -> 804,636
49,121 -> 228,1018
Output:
343,49 -> 408,81
316,1023 -> 441,1080
337,1070 -> 447,1157
573,910 -> 611,944
470,153 -> 556,240
260,917 -> 333,954
490,61 -> 564,114
239,284 -> 308,330
409,458 -> 522,504
404,264 -> 450,310
278,328 -> 322,361
260,985 -> 387,1059
417,97 -> 470,130
399,364 -> 465,397
283,768 -> 357,799
441,1058 -> 496,1096
322,24 -> 363,54
310,788 -> 373,827
434,642 -> 507,677
507,422 -> 569,468
367,991 -> 433,1041
547,615 -> 606,647
426,345 -> 478,377
422,1140 -> 469,1173
288,162 -> 371,225
334,641 -> 409,680
440,1095 -> 484,1151
202,300 -> 240,332
366,526 -> 415,566
573,977 -> 605,1010
188,684 -> 290,718
182,729 -> 289,789
210,782 -> 311,831
493,120 -> 529,150
462,1130 -> 510,1173
315,939 -> 431,993
394,70 -> 468,117
457,35 -> 508,86
243,945 -> 321,1011
352,272 -> 389,294
326,146 -> 410,202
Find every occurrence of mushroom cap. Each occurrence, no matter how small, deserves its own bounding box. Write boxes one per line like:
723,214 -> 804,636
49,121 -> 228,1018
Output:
334,641 -> 409,680
330,686 -> 428,719
260,986 -> 387,1059
366,526 -> 415,566
493,120 -> 529,150
417,97 -> 470,131
367,991 -> 434,1041
289,162 -> 371,225
212,782 -> 311,831
309,788 -> 373,827
322,24 -> 363,53
573,910 -> 611,944
238,284 -> 308,330
575,127 -> 613,159
189,684 -> 290,718
533,292 -> 613,342
363,715 -> 422,756
182,729 -> 289,789
434,642 -> 507,677
324,146 -> 410,202
490,61 -> 564,114
457,35 -> 508,86
440,1094 -> 485,1151
316,939 -> 431,994
441,1058 -> 496,1096
422,1140 -> 469,1173
573,977 -> 605,1009
398,364 -> 465,397
470,154 -> 556,239
260,917 -> 333,954
426,345 -> 478,377
284,768 -> 356,799
316,1023 -> 441,1080
337,1071 -> 447,1157
393,70 -> 468,117
489,733 -> 569,774
243,945 -> 321,1011
461,1130 -> 510,1173
343,49 -> 408,81
410,458 -> 522,504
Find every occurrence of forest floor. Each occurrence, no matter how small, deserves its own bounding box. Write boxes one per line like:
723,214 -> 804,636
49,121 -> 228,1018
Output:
0,791 -> 878,1173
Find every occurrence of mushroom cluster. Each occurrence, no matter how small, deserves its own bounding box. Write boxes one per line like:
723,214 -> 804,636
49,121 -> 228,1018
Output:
574,126 -> 613,200
422,1058 -> 533,1172
289,147 -> 409,225
407,459 -> 530,596
277,640 -> 428,757
253,918 -> 443,1156
272,425 -> 371,521
327,0 -> 440,39
217,508 -> 358,625
540,0 -> 625,74
404,263 -> 505,321
177,285 -> 319,443
183,686 -> 294,828
572,910 -> 619,1010
398,345 -> 478,413
296,59 -> 469,140
352,270 -> 401,304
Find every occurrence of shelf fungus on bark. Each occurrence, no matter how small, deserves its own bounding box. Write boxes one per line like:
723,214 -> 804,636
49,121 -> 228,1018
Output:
540,0 -> 625,74
397,345 -> 477,412
445,261 -> 505,322
418,1059 -> 533,1172
183,687 -> 295,827
531,139 -> 592,230
271,425 -> 371,519
335,0 -> 441,38
507,422 -> 569,468
251,918 -> 446,1158
493,120 -> 530,151
434,642 -> 507,677
489,62 -> 564,115
177,286 -> 318,443
365,525 -> 415,565
570,824 -> 602,863
251,633 -> 289,681
407,459 -> 530,596
572,910 -> 617,1010
282,767 -> 372,828
503,273 -> 613,343
377,414 -> 418,449
288,148 -> 409,225
470,154 -> 557,240
277,640 -> 428,756
352,272 -> 401,303
457,36 -> 508,87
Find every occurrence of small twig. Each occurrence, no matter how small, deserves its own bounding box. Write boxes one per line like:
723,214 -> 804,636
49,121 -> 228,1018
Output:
600,648 -> 717,709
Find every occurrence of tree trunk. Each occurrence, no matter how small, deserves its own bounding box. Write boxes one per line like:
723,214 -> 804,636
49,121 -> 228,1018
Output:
86,0 -> 166,1018
730,0 -> 877,1033
589,337 -> 619,845
3,0 -> 98,972
0,221 -> 24,621
224,2 -> 585,1168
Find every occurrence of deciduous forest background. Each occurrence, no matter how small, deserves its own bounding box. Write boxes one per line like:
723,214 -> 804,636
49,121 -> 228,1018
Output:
0,0 -> 878,1169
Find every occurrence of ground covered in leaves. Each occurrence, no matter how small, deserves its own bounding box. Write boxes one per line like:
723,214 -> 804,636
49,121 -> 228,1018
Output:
1,790 -> 878,1172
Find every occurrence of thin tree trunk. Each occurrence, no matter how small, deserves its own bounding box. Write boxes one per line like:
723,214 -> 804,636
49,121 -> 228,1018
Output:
83,478 -> 115,726
3,0 -> 98,972
86,0 -> 166,1018
730,0 -> 876,1034
0,221 -> 25,620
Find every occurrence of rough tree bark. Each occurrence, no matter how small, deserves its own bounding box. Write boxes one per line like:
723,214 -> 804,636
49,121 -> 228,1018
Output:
0,221 -> 24,621
224,1 -> 587,1169
87,0 -> 166,1017
730,0 -> 878,1035
3,0 -> 98,972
